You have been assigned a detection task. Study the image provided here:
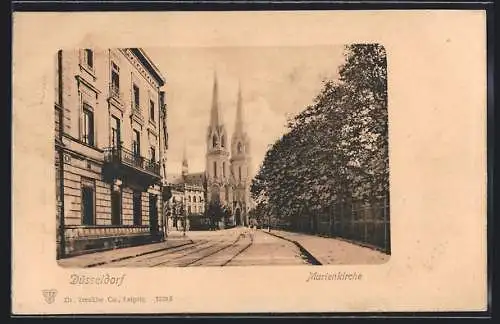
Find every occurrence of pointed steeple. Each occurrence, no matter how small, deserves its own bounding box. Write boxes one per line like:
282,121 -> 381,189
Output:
210,71 -> 222,127
182,142 -> 188,166
182,140 -> 188,176
234,81 -> 244,134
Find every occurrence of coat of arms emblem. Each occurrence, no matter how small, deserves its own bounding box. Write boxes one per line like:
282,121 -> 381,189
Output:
42,289 -> 57,304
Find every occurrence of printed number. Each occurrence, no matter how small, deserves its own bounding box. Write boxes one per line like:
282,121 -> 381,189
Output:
155,296 -> 173,303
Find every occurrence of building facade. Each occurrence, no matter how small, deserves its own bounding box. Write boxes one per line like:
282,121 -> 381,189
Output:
55,48 -> 168,258
165,148 -> 206,231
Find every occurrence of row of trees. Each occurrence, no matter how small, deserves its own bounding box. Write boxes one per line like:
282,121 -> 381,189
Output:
250,44 -> 389,233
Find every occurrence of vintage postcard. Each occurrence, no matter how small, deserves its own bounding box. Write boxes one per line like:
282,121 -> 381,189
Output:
12,10 -> 487,314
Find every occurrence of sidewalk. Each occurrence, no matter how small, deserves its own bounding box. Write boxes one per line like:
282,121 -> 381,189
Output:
264,230 -> 390,265
57,232 -> 193,268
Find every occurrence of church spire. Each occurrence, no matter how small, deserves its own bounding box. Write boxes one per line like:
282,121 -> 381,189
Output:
210,71 -> 222,128
182,140 -> 188,177
234,81 -> 244,134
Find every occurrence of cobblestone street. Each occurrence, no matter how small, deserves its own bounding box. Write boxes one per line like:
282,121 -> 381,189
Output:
58,227 -> 388,267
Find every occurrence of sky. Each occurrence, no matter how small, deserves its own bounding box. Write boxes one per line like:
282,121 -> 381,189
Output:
145,45 -> 346,178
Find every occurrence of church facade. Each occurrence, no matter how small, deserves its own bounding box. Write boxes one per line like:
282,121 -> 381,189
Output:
167,74 -> 252,228
205,74 -> 252,227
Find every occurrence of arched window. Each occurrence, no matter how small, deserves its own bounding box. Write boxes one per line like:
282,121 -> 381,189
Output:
221,135 -> 225,148
212,135 -> 218,148
213,161 -> 217,177
239,166 -> 242,181
211,188 -> 219,202
237,142 -> 243,153
188,196 -> 191,203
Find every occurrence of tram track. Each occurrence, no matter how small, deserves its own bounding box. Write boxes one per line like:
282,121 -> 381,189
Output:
102,240 -> 210,267
180,234 -> 247,267
220,234 -> 254,266
164,230 -> 255,267
150,235 -> 241,267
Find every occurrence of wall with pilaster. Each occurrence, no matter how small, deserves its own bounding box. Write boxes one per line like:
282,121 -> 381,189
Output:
141,192 -> 150,225
122,187 -> 134,225
95,180 -> 111,225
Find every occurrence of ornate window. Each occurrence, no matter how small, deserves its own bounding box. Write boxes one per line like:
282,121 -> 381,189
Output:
82,103 -> 94,146
132,130 -> 141,156
133,191 -> 142,225
111,116 -> 121,148
212,134 -> 218,148
150,146 -> 156,161
211,188 -> 219,202
237,142 -> 243,153
133,84 -> 140,111
111,189 -> 122,226
221,135 -> 225,148
150,99 -> 155,122
84,49 -> 94,69
81,178 -> 95,225
110,62 -> 120,96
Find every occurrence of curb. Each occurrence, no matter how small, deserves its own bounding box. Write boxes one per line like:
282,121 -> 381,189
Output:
326,235 -> 390,255
85,239 -> 194,268
261,230 -> 322,266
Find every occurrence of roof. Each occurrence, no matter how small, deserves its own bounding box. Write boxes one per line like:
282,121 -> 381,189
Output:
165,172 -> 206,188
185,172 -> 206,187
130,48 -> 166,86
166,174 -> 184,185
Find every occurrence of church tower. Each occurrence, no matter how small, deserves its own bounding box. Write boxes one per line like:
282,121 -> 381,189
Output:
205,72 -> 232,207
230,83 -> 251,226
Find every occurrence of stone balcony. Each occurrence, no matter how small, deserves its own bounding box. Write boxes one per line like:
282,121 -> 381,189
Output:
102,146 -> 161,189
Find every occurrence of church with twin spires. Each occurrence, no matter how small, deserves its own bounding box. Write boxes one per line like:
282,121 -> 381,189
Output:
171,73 -> 252,227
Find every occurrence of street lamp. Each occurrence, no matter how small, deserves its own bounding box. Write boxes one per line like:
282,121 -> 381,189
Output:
183,203 -> 187,237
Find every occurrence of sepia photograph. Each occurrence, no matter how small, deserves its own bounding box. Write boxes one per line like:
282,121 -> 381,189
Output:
55,45 -> 390,268
12,10 -> 487,314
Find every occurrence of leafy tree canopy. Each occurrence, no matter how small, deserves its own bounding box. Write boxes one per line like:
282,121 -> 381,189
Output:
250,44 -> 389,224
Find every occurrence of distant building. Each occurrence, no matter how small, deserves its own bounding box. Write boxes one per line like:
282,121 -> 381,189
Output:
55,48 -> 168,258
165,146 -> 206,231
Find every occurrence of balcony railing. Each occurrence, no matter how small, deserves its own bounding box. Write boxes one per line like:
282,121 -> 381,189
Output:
133,102 -> 141,113
109,83 -> 123,100
104,146 -> 161,176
